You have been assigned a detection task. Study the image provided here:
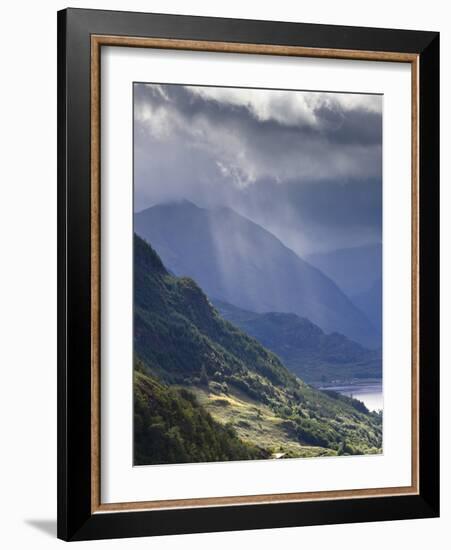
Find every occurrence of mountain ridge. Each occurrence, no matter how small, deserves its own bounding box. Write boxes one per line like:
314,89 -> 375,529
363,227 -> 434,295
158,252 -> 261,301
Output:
134,200 -> 379,348
213,299 -> 381,383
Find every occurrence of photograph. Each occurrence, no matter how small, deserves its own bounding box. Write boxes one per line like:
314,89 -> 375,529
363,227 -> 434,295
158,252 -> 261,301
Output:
133,82 -> 384,465
53,6 -> 439,541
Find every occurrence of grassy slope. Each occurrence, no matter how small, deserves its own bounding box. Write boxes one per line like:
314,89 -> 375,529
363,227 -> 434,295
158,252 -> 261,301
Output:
190,386 -> 335,458
134,359 -> 268,465
134,234 -> 382,461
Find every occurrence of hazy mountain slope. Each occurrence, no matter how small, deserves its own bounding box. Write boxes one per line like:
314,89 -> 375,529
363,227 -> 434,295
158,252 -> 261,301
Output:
134,234 -> 382,460
351,277 -> 382,335
306,243 -> 381,295
134,201 -> 379,348
214,299 -> 381,383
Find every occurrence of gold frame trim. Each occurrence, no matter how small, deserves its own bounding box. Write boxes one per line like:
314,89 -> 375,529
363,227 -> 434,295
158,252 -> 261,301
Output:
90,35 -> 420,514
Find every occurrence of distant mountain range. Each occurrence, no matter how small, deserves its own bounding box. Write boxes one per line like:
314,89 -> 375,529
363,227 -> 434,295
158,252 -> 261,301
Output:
306,243 -> 382,296
135,201 -> 380,348
306,244 -> 382,335
134,234 -> 382,463
214,299 -> 381,383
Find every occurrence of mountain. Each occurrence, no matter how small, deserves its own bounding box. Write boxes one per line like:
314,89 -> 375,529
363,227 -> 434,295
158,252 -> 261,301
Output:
134,234 -> 382,463
134,201 -> 379,348
214,299 -> 381,383
351,277 -> 382,335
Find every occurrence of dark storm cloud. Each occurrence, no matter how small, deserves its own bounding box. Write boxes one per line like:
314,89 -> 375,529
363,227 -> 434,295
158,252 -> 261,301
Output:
314,103 -> 382,145
133,83 -> 382,254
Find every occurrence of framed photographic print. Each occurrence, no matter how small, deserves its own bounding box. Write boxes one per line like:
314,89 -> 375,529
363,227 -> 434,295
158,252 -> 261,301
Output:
57,8 -> 440,541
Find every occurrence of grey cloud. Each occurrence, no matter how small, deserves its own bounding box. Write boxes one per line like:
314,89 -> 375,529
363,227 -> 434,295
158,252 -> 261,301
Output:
133,83 -> 382,254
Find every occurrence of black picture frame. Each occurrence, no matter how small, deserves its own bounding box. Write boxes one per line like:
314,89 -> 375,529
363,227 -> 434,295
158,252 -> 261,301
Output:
57,7 -> 439,541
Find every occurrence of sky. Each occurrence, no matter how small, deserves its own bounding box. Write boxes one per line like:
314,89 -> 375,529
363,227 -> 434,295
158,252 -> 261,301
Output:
134,82 -> 382,256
